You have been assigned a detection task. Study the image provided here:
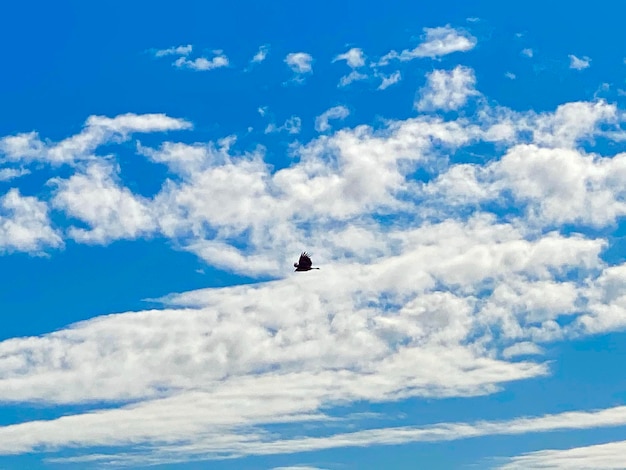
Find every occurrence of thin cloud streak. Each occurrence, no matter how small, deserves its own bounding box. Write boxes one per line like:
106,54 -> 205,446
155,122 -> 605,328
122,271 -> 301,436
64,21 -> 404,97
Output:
27,405 -> 626,466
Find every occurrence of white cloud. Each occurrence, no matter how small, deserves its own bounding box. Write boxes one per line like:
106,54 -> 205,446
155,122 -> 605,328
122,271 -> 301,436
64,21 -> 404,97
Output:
3,99 -> 624,268
272,467 -> 329,470
50,161 -> 156,244
0,207 -> 606,411
252,44 -> 270,63
425,102 -> 626,229
0,168 -> 29,181
505,72 -> 516,80
500,440 -> 626,470
416,66 -> 478,111
574,263 -> 626,335
569,54 -> 591,70
154,44 -> 193,57
265,116 -> 302,134
153,45 -> 228,71
490,146 -> 626,227
132,116 -> 475,274
3,381 -> 626,466
377,71 -> 402,90
315,106 -> 350,132
0,131 -> 46,163
174,53 -> 229,71
0,189 -> 62,253
334,47 -> 366,68
5,91 -> 626,466
380,25 -> 476,64
521,48 -> 533,58
0,113 -> 192,166
502,342 -> 544,359
285,52 -> 313,75
334,48 -> 368,87
338,70 -> 368,87
531,100 -> 617,147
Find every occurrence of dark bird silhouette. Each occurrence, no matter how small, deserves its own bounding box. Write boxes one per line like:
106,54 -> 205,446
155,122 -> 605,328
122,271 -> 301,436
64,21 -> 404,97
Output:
294,252 -> 320,271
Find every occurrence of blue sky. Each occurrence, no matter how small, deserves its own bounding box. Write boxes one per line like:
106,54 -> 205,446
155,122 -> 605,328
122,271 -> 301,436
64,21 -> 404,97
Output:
2,1 -> 626,469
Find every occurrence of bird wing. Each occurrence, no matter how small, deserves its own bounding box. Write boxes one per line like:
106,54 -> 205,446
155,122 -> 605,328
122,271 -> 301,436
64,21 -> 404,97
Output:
299,252 -> 312,269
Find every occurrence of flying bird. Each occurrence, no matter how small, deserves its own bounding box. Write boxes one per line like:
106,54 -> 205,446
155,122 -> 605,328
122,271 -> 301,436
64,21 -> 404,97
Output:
294,252 -> 320,271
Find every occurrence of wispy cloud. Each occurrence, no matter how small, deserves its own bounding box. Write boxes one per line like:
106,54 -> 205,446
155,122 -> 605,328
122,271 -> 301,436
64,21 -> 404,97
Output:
569,54 -> 591,70
502,342 -> 544,359
379,25 -> 476,64
315,105 -> 350,132
153,44 -> 193,57
334,47 -> 368,86
252,44 -> 270,64
338,70 -> 368,87
500,440 -> 626,469
152,45 -> 229,71
0,167 -> 29,182
521,48 -> 533,58
271,467 -> 330,470
10,400 -> 626,465
377,71 -> 401,90
0,113 -> 192,166
334,47 -> 366,68
265,116 -> 302,134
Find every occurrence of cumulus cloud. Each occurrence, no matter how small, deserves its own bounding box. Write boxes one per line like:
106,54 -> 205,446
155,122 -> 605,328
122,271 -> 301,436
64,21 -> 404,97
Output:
315,105 -> 350,132
574,263 -> 626,335
380,25 -> 476,64
424,102 -> 626,228
416,65 -> 478,111
521,48 -> 533,58
569,54 -> 591,70
50,161 -> 157,244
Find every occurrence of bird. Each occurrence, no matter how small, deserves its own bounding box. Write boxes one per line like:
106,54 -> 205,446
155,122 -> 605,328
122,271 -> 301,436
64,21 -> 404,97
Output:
294,252 -> 320,271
